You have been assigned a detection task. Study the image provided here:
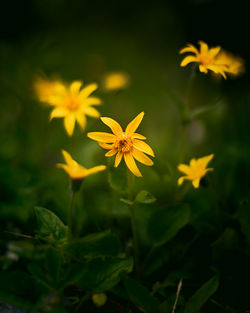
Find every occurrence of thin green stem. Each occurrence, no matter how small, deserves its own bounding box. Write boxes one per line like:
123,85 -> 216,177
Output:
68,189 -> 76,241
74,293 -> 90,313
127,169 -> 139,278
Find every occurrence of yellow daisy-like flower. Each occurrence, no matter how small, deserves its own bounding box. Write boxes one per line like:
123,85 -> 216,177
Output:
177,154 -> 214,189
87,112 -> 155,177
180,41 -> 243,78
35,78 -> 102,136
102,72 -> 130,91
57,150 -> 106,180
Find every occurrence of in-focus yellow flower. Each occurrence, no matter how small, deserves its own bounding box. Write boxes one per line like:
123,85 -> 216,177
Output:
102,72 -> 130,91
35,79 -> 102,136
57,150 -> 106,180
177,154 -> 214,189
180,41 -> 244,78
87,112 -> 154,177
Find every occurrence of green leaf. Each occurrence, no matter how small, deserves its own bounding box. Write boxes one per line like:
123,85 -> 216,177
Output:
148,204 -> 190,246
122,275 -> 159,313
27,263 -> 52,290
65,230 -> 122,259
34,206 -> 68,244
60,262 -> 89,290
120,198 -> 134,206
45,248 -> 61,285
108,163 -> 127,194
135,190 -> 156,204
184,275 -> 219,313
78,257 -> 133,292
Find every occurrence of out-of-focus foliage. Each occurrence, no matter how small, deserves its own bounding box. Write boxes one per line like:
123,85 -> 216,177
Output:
1,0 -> 250,312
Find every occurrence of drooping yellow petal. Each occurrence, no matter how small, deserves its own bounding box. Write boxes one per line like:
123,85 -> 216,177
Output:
87,132 -> 116,143
192,178 -> 200,188
133,139 -> 155,157
180,56 -> 198,67
79,83 -> 98,98
199,65 -> 208,73
101,117 -> 123,135
50,107 -> 68,120
81,106 -> 100,118
132,148 -> 153,166
85,165 -> 106,176
70,81 -> 82,94
125,112 -> 144,135
76,112 -> 87,130
179,44 -> 199,55
64,114 -> 76,136
105,149 -> 117,157
114,152 -> 123,167
132,133 -> 146,140
178,164 -> 191,175
98,142 -> 114,149
124,152 -> 142,177
178,176 -> 187,186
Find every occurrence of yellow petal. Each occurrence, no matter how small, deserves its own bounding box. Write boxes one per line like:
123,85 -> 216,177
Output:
197,154 -> 214,168
132,133 -> 146,140
87,132 -> 116,143
177,164 -> 191,175
209,46 -> 221,57
105,149 -> 117,157
124,152 -> 142,177
132,148 -> 153,166
179,44 -> 199,55
70,81 -> 82,94
101,117 -> 123,135
86,165 -> 106,176
133,139 -> 155,157
98,142 -> 114,149
125,112 -> 144,135
79,83 -> 98,98
84,97 -> 102,106
190,158 -> 197,168
76,112 -> 87,131
206,65 -> 227,78
192,178 -> 200,188
180,56 -> 198,67
81,106 -> 100,118
62,150 -> 75,167
50,107 -> 68,120
199,41 -> 208,54
114,152 -> 123,167
199,65 -> 208,73
64,114 -> 76,136
178,176 -> 187,186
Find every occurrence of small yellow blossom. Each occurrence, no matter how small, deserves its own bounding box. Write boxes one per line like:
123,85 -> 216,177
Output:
35,79 -> 102,136
180,41 -> 244,78
178,154 -> 214,189
57,150 -> 106,180
102,72 -> 130,91
87,112 -> 154,177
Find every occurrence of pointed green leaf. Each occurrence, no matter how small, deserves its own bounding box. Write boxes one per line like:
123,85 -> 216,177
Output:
135,190 -> 156,204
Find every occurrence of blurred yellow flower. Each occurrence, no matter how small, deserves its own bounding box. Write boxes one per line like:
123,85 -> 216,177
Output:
178,154 -> 214,189
35,79 -> 102,136
87,112 -> 154,177
57,150 -> 106,180
102,72 -> 130,91
180,41 -> 244,78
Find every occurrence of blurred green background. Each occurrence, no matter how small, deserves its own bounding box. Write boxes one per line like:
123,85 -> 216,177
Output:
1,0 -> 250,312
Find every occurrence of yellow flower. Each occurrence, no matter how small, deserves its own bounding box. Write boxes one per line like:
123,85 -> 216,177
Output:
57,150 -> 106,180
180,41 -> 243,78
177,154 -> 214,189
34,77 -> 65,103
102,72 -> 130,91
87,112 -> 154,177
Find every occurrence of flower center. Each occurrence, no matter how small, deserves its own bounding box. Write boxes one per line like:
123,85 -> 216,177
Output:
64,96 -> 80,111
198,53 -> 214,66
114,134 -> 133,153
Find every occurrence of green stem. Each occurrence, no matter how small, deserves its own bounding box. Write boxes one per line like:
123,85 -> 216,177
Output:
127,169 -> 139,278
68,189 -> 76,241
74,293 -> 90,313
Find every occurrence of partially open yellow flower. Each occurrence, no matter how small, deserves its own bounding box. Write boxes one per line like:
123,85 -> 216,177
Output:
180,41 -> 243,78
178,154 -> 214,189
35,79 -> 102,136
87,112 -> 154,177
102,72 -> 130,91
57,150 -> 106,180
